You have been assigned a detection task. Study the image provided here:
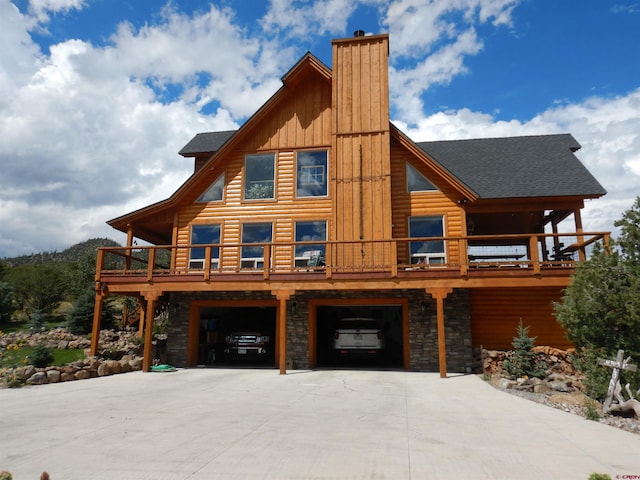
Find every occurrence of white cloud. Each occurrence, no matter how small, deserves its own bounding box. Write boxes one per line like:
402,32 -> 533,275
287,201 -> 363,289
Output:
394,88 -> 640,237
0,0 -> 290,257
383,0 -> 520,124
28,0 -> 86,23
0,0 -> 636,258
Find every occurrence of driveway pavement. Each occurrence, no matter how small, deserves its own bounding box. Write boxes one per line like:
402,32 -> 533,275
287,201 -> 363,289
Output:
1,368 -> 639,479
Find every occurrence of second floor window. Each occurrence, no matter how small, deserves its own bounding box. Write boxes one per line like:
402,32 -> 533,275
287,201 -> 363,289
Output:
245,153 -> 275,200
407,163 -> 437,192
297,150 -> 328,197
189,224 -> 221,269
295,220 -> 327,267
241,223 -> 272,268
409,216 -> 445,265
197,173 -> 225,202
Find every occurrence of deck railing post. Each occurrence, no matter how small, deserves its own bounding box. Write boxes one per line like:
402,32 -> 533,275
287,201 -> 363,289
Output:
529,235 -> 540,274
459,238 -> 468,276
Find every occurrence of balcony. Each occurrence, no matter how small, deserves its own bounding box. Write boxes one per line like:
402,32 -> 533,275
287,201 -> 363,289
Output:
95,232 -> 609,294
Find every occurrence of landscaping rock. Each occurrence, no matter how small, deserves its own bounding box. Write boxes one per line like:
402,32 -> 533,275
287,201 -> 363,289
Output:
106,360 -> 122,374
26,372 -> 48,385
74,370 -> 90,380
46,370 -> 61,383
19,366 -> 37,381
97,362 -> 111,377
60,372 -> 75,382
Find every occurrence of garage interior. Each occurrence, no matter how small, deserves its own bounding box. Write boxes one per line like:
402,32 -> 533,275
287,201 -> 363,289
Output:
197,306 -> 276,367
315,304 -> 404,369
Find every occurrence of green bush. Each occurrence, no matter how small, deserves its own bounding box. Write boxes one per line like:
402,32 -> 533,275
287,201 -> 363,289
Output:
588,473 -> 611,480
502,320 -> 546,379
67,288 -> 115,334
554,197 -> 640,398
31,343 -> 54,368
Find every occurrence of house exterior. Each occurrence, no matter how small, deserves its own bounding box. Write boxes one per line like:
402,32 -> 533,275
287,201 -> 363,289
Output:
91,32 -> 608,377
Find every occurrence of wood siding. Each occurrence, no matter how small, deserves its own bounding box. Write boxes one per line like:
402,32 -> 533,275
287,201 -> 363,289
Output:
390,138 -> 465,265
176,148 -> 332,270
469,287 -> 571,350
254,73 -> 331,151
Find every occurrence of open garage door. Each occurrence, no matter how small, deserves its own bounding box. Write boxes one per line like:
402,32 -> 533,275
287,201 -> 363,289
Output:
196,306 -> 276,367
315,304 -> 404,369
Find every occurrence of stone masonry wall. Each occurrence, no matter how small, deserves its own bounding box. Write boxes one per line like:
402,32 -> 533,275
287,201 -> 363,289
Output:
408,289 -> 475,373
165,288 -> 475,373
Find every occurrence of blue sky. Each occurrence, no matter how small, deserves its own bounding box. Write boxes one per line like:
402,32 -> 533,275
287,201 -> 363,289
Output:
1,0 -> 639,257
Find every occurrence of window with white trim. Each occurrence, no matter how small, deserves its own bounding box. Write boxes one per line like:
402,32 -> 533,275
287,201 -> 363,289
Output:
294,221 -> 327,267
189,224 -> 221,270
241,223 -> 272,268
409,216 -> 445,265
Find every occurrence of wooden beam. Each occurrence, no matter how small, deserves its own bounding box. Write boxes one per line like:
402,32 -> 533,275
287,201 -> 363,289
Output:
90,289 -> 105,357
426,287 -> 453,378
272,290 -> 293,374
141,292 -> 161,372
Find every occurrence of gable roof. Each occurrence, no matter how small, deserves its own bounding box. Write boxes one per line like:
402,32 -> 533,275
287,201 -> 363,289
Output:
417,134 -> 607,199
177,130 -> 607,201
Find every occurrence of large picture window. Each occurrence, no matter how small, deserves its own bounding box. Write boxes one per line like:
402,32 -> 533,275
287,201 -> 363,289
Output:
197,174 -> 224,202
294,221 -> 327,267
189,224 -> 221,269
407,163 -> 437,192
409,216 -> 445,265
241,223 -> 272,268
245,153 -> 275,200
296,150 -> 328,197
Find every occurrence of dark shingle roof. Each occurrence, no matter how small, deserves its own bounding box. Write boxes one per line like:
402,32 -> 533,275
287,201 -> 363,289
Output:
178,130 -> 236,156
417,134 -> 607,199
177,130 -> 606,200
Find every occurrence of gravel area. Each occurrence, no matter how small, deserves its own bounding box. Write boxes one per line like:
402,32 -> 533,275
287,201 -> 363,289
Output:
492,382 -> 640,435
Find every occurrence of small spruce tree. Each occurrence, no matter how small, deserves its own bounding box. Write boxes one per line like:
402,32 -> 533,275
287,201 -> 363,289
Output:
502,320 -> 546,379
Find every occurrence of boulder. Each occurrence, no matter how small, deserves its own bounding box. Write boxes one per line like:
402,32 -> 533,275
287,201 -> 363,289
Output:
130,357 -> 143,370
74,370 -> 90,380
19,365 -> 37,381
57,340 -> 69,350
60,372 -> 76,382
119,360 -> 132,373
106,360 -> 122,374
550,381 -> 572,393
46,370 -> 61,383
26,372 -> 48,385
97,362 -> 111,377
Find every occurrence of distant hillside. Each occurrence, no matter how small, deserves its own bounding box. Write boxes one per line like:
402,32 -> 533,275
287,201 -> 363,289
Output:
2,238 -> 121,266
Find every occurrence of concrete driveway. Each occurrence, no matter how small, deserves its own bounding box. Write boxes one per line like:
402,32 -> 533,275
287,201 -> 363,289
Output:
1,368 -> 639,479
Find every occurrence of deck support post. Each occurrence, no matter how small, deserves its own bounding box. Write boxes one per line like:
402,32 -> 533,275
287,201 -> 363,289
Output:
142,292 -> 161,372
426,287 -> 453,378
90,286 -> 105,357
273,290 -> 293,374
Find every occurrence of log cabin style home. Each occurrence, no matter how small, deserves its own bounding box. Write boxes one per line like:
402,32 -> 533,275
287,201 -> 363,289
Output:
91,32 -> 609,377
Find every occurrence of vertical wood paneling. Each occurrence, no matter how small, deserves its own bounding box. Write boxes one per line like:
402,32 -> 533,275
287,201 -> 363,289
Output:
332,34 -> 392,270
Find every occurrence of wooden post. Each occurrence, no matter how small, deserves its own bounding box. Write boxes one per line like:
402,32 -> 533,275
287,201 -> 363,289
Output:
574,208 -> 586,261
90,288 -> 105,356
426,287 -> 453,378
272,290 -> 293,374
529,235 -> 540,274
598,349 -> 638,411
142,293 -> 160,372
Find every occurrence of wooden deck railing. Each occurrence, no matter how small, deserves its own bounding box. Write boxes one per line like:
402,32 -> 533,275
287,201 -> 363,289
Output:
95,232 -> 610,281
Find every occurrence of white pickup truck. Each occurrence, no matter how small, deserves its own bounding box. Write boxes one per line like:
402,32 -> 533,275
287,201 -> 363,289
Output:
331,318 -> 385,358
